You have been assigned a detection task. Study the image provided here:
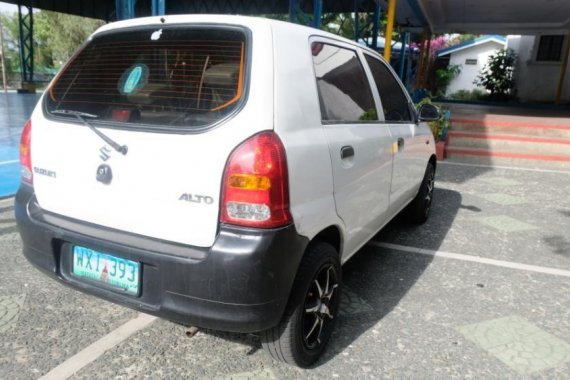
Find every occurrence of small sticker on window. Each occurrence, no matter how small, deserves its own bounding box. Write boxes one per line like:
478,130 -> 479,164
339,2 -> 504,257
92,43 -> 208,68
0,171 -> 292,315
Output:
151,29 -> 162,41
118,64 -> 149,95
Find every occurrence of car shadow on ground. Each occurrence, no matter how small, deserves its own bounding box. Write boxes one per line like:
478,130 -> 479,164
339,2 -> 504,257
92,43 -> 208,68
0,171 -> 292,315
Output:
317,187 -> 464,365
436,160 -> 493,184
198,187 -> 465,367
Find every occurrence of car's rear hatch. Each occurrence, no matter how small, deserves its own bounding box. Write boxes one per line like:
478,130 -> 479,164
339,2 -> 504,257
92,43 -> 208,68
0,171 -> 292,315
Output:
30,19 -> 274,248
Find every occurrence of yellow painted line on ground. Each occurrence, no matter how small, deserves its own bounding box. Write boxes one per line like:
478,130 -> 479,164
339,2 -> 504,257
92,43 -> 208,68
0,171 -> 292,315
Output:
369,241 -> 570,277
39,313 -> 157,380
391,142 -> 399,155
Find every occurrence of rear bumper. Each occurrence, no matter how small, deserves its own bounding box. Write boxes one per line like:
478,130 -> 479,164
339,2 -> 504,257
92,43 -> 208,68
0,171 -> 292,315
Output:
15,186 -> 308,333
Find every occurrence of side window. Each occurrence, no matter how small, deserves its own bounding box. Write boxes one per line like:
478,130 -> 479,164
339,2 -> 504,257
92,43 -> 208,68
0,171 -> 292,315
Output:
364,55 -> 412,122
311,42 -> 377,122
536,35 -> 565,62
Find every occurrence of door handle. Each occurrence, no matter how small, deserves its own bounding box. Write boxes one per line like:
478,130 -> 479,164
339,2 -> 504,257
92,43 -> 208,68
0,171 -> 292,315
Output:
340,145 -> 354,159
397,137 -> 405,151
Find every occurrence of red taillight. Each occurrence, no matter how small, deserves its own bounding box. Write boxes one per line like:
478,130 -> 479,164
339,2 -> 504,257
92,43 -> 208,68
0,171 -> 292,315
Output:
220,131 -> 292,228
20,120 -> 33,185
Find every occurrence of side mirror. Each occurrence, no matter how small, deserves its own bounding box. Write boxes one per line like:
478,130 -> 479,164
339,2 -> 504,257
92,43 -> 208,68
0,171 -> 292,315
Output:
418,104 -> 441,122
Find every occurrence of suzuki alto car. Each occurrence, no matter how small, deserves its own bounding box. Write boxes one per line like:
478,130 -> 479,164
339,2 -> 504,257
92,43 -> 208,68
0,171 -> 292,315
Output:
15,15 -> 439,367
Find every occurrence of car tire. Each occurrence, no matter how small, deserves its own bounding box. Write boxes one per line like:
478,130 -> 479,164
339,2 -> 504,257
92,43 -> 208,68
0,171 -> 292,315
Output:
260,242 -> 342,367
406,162 -> 435,224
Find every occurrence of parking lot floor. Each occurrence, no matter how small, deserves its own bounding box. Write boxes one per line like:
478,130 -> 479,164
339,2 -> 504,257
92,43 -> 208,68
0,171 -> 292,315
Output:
0,162 -> 569,379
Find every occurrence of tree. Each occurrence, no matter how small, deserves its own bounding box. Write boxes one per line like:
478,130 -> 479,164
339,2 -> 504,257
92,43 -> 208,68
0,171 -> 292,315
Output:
321,13 -> 356,39
0,10 -> 104,84
34,11 -> 104,67
434,64 -> 461,97
475,48 -> 517,100
0,13 -> 22,76
448,34 -> 480,46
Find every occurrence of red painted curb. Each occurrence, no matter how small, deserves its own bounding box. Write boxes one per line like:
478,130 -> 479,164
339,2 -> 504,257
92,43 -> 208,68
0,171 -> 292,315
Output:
448,132 -> 570,145
446,148 -> 570,162
451,118 -> 570,131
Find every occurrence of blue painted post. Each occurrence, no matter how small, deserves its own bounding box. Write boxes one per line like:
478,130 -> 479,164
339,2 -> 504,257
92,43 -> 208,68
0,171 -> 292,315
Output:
152,0 -> 165,16
405,35 -> 412,90
371,4 -> 380,50
312,0 -> 323,28
398,31 -> 409,80
116,0 -> 136,20
289,0 -> 298,23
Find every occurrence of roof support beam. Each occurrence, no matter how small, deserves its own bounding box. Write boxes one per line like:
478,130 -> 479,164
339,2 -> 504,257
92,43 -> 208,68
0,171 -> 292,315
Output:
0,15 -> 7,93
288,0 -> 296,23
414,31 -> 428,88
17,2 -> 34,85
384,0 -> 397,61
288,0 -> 323,29
116,0 -> 136,20
152,0 -> 166,16
555,31 -> 570,104
371,4 -> 380,50
312,0 -> 322,28
354,1 -> 381,48
398,31 -> 409,80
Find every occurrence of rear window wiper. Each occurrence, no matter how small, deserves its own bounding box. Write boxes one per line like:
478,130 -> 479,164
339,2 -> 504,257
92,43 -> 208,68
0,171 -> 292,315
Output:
52,109 -> 128,155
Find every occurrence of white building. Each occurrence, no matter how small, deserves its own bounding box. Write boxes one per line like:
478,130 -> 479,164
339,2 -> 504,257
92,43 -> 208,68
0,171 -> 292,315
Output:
507,34 -> 570,103
436,35 -> 506,96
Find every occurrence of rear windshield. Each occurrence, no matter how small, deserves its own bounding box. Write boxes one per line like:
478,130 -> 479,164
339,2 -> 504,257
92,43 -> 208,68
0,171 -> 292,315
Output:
45,26 -> 247,129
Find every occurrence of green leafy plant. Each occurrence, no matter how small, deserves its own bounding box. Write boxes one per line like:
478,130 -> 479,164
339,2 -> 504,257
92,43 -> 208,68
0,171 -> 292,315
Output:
0,10 -> 103,88
434,64 -> 461,97
448,89 -> 486,101
475,48 -> 517,100
359,108 -> 378,121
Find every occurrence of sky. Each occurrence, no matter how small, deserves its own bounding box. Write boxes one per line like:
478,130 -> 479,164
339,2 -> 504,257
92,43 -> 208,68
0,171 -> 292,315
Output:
0,2 -> 17,14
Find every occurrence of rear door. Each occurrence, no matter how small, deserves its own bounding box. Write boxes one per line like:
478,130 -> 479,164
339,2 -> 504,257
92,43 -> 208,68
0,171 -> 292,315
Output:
32,23 -> 268,248
310,40 -> 393,256
363,54 -> 424,215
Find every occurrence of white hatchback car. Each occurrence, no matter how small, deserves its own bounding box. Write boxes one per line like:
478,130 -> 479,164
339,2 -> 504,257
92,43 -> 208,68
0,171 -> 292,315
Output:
16,15 -> 439,367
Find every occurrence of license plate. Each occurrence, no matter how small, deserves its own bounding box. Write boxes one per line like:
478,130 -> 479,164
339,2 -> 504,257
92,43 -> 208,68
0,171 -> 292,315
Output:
72,246 -> 140,295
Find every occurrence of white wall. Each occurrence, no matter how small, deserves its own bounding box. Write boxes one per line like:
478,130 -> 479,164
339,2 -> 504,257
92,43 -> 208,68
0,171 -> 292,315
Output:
508,35 -> 570,103
445,41 -> 505,95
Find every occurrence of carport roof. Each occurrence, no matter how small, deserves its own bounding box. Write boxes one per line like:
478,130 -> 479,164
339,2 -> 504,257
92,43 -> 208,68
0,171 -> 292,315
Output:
0,1 -> 428,28
3,0 -> 569,35
417,0 -> 570,34
2,0 -> 115,20
1,0 -> 382,21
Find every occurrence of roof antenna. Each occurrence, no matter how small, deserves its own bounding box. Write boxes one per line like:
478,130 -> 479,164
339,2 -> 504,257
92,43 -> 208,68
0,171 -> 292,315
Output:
160,17 -> 165,23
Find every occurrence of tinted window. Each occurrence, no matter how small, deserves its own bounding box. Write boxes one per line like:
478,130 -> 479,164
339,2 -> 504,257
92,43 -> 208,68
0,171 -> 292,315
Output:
46,27 -> 247,128
311,43 -> 377,122
364,55 -> 412,122
536,35 -> 564,61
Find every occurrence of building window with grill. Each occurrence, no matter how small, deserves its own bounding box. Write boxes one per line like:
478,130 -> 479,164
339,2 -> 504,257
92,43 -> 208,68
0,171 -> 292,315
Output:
536,35 -> 565,62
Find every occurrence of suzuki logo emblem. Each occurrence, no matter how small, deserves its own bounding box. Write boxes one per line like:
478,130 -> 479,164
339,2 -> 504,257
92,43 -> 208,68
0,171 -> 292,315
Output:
99,146 -> 112,161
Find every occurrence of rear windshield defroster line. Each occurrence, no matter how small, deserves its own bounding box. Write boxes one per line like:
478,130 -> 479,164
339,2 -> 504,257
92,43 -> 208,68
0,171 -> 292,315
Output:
45,25 -> 249,131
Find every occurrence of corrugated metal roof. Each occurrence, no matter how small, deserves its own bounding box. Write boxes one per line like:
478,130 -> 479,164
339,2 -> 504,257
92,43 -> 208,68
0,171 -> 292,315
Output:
436,35 -> 507,57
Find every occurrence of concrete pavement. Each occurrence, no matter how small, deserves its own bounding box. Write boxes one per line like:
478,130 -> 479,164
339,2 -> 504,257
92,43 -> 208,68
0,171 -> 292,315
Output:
0,162 -> 568,379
